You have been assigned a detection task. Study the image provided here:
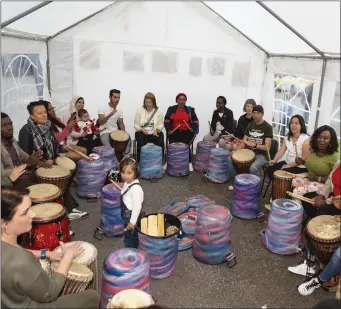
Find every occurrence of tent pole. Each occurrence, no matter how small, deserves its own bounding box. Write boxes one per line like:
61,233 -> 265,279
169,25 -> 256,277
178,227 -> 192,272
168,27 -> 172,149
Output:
256,1 -> 325,59
46,41 -> 52,98
1,1 -> 53,28
270,54 -> 340,61
314,59 -> 328,130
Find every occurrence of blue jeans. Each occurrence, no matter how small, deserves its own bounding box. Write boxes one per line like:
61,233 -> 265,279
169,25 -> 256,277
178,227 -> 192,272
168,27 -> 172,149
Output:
121,201 -> 139,249
319,247 -> 341,282
227,150 -> 268,178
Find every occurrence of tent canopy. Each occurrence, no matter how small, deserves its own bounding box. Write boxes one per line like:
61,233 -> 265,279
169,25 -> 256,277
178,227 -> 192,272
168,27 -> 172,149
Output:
1,1 -> 340,58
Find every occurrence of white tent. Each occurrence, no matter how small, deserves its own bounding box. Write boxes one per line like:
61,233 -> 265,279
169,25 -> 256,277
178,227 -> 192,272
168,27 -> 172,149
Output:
1,1 -> 340,147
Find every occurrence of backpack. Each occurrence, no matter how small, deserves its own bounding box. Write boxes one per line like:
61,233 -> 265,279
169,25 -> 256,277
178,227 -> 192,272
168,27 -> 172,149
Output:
186,106 -> 199,134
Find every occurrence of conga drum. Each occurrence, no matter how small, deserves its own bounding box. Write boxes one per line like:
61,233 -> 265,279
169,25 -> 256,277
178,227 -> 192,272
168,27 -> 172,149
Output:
109,130 -> 130,162
306,215 -> 341,288
22,202 -> 70,250
272,170 -> 293,200
231,149 -> 255,174
35,165 -> 72,194
51,262 -> 93,295
106,289 -> 155,309
27,184 -> 64,206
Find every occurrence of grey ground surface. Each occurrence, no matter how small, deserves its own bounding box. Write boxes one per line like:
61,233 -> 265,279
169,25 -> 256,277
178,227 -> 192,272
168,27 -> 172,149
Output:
69,172 -> 333,308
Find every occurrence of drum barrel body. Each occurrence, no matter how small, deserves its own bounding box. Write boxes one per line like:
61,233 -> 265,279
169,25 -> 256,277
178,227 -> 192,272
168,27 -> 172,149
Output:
35,173 -> 71,195
192,205 -> 232,264
205,148 -> 230,183
185,195 -> 216,209
272,172 -> 293,200
22,211 -> 70,251
167,142 -> 189,177
137,213 -> 181,279
99,184 -> 124,236
109,131 -> 129,162
140,144 -> 163,180
100,248 -> 151,308
93,146 -> 118,173
194,141 -> 216,173
232,149 -> 255,174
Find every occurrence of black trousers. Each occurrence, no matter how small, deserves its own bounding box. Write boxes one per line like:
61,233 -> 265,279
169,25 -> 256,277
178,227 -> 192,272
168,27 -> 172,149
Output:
77,134 -> 102,155
135,131 -> 165,162
266,161 -> 308,180
168,130 -> 195,163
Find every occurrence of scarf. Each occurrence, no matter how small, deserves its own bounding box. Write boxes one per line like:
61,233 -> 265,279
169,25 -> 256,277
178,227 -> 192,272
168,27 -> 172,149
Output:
27,118 -> 56,160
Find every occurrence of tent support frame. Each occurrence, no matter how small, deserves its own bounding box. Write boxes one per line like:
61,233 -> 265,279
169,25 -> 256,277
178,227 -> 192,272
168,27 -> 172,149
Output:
314,59 -> 328,130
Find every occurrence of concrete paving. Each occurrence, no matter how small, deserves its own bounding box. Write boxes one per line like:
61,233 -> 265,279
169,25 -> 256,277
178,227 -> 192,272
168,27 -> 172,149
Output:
69,172 -> 333,308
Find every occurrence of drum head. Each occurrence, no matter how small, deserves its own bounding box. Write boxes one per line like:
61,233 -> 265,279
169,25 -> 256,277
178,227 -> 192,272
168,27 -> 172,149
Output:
32,202 -> 65,222
36,165 -> 70,178
272,198 -> 302,212
54,241 -> 98,264
110,130 -> 129,142
232,149 -> 255,162
28,184 -> 61,202
307,215 -> 341,241
107,289 -> 154,309
56,156 -> 76,171
52,262 -> 93,279
274,170 -> 293,179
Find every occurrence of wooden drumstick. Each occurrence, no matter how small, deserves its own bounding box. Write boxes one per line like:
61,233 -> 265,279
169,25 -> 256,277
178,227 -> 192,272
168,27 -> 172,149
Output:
171,125 -> 181,134
110,179 -> 122,191
286,191 -> 314,204
183,120 -> 191,130
266,144 -> 271,161
294,143 -> 298,159
64,145 -> 92,161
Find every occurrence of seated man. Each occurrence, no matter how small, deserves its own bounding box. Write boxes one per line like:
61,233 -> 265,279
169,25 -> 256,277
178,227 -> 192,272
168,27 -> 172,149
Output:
203,96 -> 234,147
226,105 -> 273,187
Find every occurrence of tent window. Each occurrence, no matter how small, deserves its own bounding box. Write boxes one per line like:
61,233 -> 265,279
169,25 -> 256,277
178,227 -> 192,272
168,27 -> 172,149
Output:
189,57 -> 203,77
330,81 -> 340,139
206,57 -> 225,76
152,51 -> 177,73
123,51 -> 144,72
231,61 -> 250,87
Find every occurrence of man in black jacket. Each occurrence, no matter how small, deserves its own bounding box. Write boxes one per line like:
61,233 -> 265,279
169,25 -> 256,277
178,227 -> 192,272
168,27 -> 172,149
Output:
203,96 -> 234,148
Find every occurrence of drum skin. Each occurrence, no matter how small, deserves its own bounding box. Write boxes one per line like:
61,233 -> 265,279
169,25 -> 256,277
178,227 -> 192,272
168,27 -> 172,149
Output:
109,131 -> 129,162
232,149 -> 255,174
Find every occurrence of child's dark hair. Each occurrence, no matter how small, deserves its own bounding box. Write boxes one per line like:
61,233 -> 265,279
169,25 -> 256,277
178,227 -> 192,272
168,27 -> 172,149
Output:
119,156 -> 139,178
78,109 -> 89,118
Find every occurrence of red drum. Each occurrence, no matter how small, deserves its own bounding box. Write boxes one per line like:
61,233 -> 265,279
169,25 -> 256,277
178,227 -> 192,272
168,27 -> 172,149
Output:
22,202 -> 70,251
27,184 -> 64,206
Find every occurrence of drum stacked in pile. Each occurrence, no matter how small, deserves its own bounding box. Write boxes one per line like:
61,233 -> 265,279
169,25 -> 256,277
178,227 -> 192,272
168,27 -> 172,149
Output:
204,148 -> 230,183
194,141 -> 216,172
93,146 -> 118,173
140,144 -> 163,180
230,174 -> 261,219
167,142 -> 189,176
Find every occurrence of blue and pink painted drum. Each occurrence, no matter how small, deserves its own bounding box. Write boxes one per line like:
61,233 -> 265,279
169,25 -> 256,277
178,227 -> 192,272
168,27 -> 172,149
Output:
140,144 -> 163,180
99,183 -> 124,237
230,174 -> 261,219
194,141 -> 216,173
167,142 -> 189,177
262,198 -> 303,255
185,195 -> 216,209
76,158 -> 106,198
159,201 -> 189,217
192,205 -> 233,265
204,148 -> 230,183
137,213 -> 182,279
93,146 -> 118,173
100,248 -> 151,308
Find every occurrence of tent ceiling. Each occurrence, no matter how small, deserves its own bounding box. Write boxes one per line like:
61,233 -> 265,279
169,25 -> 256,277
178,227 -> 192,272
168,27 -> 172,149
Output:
1,1 -> 340,56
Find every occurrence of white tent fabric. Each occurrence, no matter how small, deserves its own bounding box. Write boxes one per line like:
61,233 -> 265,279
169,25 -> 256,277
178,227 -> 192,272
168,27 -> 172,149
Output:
1,1 -> 340,145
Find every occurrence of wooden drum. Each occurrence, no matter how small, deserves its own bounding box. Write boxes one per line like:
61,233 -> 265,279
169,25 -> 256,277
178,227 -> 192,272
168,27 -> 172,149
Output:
52,262 -> 93,295
272,170 -> 293,200
109,130 -> 129,162
27,183 -> 64,206
231,149 -> 255,174
35,165 -> 72,194
307,215 -> 341,288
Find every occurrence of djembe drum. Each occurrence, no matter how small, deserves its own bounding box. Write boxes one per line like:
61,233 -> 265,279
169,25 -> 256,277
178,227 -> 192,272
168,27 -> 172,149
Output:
27,183 -> 64,206
272,170 -> 293,200
231,149 -> 255,174
109,130 -> 130,162
106,289 -> 155,309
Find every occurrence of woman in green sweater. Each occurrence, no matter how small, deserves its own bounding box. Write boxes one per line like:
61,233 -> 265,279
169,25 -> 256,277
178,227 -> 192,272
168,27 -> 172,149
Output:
1,187 -> 100,309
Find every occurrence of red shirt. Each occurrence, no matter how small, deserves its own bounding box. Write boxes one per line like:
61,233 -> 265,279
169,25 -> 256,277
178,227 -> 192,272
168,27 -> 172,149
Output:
171,108 -> 191,131
332,164 -> 340,196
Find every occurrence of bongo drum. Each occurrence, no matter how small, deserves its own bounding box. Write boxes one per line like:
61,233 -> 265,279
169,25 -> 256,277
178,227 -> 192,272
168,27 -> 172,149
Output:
54,241 -> 99,291
106,289 -> 155,309
35,165 -> 72,194
231,149 -> 255,174
22,202 -> 70,251
307,215 -> 341,288
109,130 -> 130,162
51,262 -> 93,295
27,184 -> 64,206
272,170 -> 293,200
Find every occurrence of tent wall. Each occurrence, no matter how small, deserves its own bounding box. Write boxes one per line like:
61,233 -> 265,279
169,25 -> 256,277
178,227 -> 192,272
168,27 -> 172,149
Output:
1,36 -> 50,138
48,1 -> 267,151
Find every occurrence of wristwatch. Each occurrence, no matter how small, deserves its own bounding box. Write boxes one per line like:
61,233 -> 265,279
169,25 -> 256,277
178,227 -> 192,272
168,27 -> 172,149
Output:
40,249 -> 47,260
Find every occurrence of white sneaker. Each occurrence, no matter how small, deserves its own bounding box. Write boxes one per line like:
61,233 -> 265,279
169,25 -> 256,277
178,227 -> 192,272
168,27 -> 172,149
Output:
68,209 -> 89,221
298,277 -> 321,296
288,260 -> 316,277
189,163 -> 193,172
163,163 -> 167,171
228,185 -> 234,191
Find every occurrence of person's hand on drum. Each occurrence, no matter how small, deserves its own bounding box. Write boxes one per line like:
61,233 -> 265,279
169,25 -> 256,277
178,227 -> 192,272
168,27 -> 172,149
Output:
47,250 -> 64,261
9,164 -> 27,182
59,241 -> 83,259
295,157 -> 305,166
313,194 -> 326,208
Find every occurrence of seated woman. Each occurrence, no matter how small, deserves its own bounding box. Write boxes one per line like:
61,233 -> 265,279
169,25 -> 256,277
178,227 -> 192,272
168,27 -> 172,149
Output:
63,96 -> 84,123
292,125 -> 339,195
288,158 -> 340,277
234,99 -> 256,139
134,92 -> 164,162
1,186 -> 100,308
45,101 -> 87,161
266,114 -> 309,179
164,93 -> 199,172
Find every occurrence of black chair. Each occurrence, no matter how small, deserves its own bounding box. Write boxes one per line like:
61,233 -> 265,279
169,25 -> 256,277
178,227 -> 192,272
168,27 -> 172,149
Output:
232,119 -> 237,135
260,138 -> 279,198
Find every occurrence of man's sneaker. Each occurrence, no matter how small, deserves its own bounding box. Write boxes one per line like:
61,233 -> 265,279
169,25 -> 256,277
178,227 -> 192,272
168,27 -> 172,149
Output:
228,185 -> 234,191
288,260 -> 316,277
298,277 -> 321,296
189,163 -> 193,172
68,208 -> 89,221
